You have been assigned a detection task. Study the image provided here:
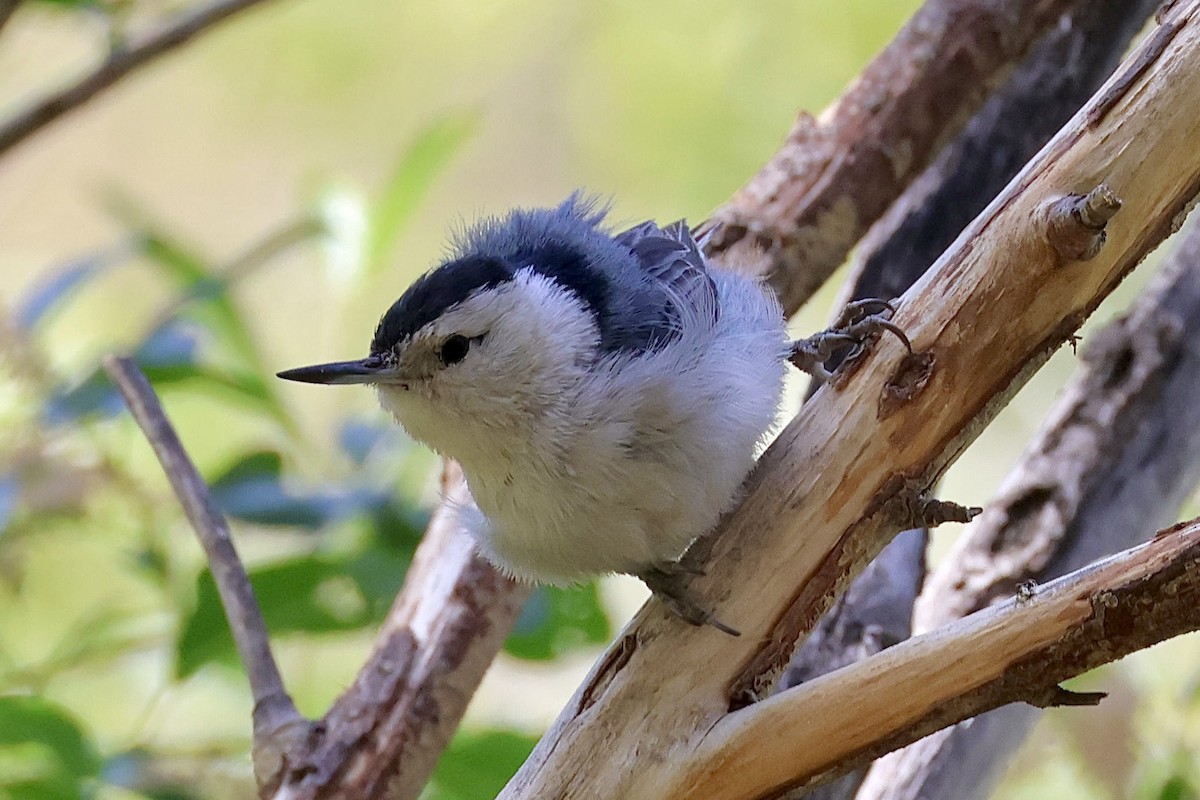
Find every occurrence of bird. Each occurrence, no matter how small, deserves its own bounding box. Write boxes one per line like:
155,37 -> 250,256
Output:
278,195 -> 903,635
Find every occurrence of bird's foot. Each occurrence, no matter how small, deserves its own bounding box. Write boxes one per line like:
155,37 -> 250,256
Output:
638,564 -> 740,637
789,298 -> 911,381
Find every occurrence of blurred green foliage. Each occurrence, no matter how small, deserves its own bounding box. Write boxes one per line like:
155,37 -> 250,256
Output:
0,696 -> 102,800
0,8 -> 621,784
0,103 -> 614,793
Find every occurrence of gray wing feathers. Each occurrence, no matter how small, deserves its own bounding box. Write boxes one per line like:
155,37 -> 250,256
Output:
614,219 -> 720,328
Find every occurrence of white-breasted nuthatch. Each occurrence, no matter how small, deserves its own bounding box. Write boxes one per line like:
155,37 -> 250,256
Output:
279,195 -> 903,634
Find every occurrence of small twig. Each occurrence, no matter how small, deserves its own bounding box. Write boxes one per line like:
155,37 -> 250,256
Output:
102,356 -> 306,775
909,495 -> 982,528
1027,685 -> 1107,708
1044,184 -> 1123,262
0,0 -> 278,160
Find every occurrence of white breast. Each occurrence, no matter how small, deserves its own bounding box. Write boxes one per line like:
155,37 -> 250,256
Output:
459,269 -> 790,584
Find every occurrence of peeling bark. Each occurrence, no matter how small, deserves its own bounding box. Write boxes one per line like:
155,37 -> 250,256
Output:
856,200 -> 1200,800
675,516 -> 1200,799
780,2 -> 1159,797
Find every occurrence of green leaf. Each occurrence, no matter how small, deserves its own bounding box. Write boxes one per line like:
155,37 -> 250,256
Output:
364,111 -> 479,275
178,557 -> 361,677
430,730 -> 538,800
344,537 -> 415,618
0,695 -> 101,800
504,583 -> 610,661
138,235 -> 262,372
2,776 -> 89,800
108,198 -> 294,429
176,540 -> 414,677
207,450 -> 330,528
210,450 -> 284,486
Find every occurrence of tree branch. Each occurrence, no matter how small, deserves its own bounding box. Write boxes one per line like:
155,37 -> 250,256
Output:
786,3 -> 1160,797
675,515 -> 1200,798
856,180 -> 1200,800
216,1 -> 1189,796
776,530 -> 927,800
102,356 -> 306,781
696,0 -> 1125,312
0,0 -> 277,160
500,2 -> 1200,794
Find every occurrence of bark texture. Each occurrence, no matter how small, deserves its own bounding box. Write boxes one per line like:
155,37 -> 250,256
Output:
675,515 -> 1200,799
786,2 -> 1160,796
699,0 -> 1139,313
856,197 -> 1200,800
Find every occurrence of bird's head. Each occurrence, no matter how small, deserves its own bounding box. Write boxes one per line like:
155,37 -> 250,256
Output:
277,197 -> 637,461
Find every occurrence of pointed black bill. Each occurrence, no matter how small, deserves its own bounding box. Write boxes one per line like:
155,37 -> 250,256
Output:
276,356 -> 389,385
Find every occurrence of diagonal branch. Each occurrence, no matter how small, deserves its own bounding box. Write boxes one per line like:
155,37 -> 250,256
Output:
258,2 -> 1109,795
0,0 -> 278,160
855,177 -> 1200,800
697,0 -> 1121,312
231,2 -> 1195,797
102,356 -> 306,781
676,515 -> 1200,798
500,3 -> 1200,795
788,2 -> 1161,796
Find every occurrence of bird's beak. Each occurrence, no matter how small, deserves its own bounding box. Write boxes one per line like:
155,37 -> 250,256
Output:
276,355 -> 393,386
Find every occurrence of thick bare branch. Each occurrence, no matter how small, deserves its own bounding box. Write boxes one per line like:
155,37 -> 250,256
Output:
102,356 -> 306,780
856,195 -> 1200,800
0,0 -> 277,160
500,4 -> 1200,795
789,3 -> 1160,796
264,2 -> 1106,794
697,0 -> 1122,312
675,516 -> 1200,798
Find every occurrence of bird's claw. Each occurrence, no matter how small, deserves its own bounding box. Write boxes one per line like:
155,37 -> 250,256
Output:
639,566 -> 740,637
789,297 -> 911,380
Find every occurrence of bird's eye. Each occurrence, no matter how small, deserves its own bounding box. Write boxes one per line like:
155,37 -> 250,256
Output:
439,334 -> 471,366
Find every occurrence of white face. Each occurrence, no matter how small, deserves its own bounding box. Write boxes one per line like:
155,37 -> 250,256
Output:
373,269 -> 601,465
